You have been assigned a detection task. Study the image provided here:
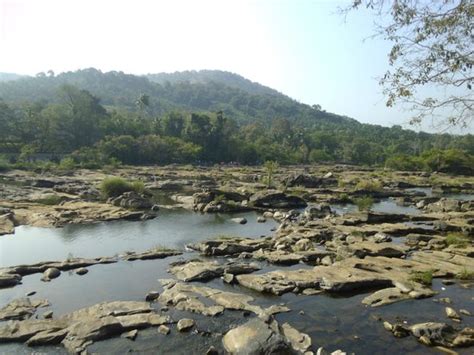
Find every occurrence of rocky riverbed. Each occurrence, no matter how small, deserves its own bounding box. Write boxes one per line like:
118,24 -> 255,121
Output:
0,165 -> 473,354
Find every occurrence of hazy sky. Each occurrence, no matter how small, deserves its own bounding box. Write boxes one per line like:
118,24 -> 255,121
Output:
0,0 -> 464,131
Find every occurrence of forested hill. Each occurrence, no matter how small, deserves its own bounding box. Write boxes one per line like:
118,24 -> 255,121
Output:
0,68 -> 356,127
146,70 -> 282,97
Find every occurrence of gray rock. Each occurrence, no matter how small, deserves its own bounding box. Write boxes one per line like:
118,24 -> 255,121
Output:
222,318 -> 291,354
158,325 -> 170,335
257,216 -> 266,223
281,322 -> 312,353
121,329 -> 138,340
0,297 -> 49,321
445,307 -> 461,320
145,291 -> 160,302
177,318 -> 195,332
75,267 -> 88,275
41,267 -> 60,281
231,217 -> 247,225
43,311 -> 53,319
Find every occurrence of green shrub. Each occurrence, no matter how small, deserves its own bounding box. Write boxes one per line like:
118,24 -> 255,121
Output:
35,195 -> 63,205
353,196 -> 374,211
0,155 -> 11,172
130,181 -> 145,194
446,233 -> 469,248
58,157 -> 76,171
355,179 -> 383,192
99,177 -> 144,198
409,270 -> 433,286
456,268 -> 474,280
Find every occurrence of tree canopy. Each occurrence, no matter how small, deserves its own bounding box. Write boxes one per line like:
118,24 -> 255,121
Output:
344,0 -> 473,129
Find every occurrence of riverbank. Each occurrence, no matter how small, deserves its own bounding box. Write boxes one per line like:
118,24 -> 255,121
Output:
0,165 -> 473,354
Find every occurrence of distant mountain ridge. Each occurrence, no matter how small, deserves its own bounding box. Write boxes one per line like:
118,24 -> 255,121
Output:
146,70 -> 283,97
0,68 -> 357,127
0,72 -> 25,82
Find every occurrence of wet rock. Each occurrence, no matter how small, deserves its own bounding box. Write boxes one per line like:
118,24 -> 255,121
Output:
158,281 -> 288,318
0,273 -> 22,288
249,191 -> 307,209
188,237 -> 270,256
460,309 -> 471,316
409,322 -> 455,346
75,267 -> 88,275
0,213 -> 16,235
231,217 -> 247,225
41,268 -> 61,282
362,287 -> 435,307
177,318 -> 195,332
223,273 -> 235,284
263,211 -> 274,218
383,321 -> 393,331
157,325 -> 170,335
121,329 -> 138,340
0,301 -> 157,352
222,318 -> 291,354
0,298 -> 49,321
168,259 -> 260,282
62,316 -> 124,352
0,256 -> 117,283
452,328 -> 474,347
281,322 -> 312,353
43,311 -> 53,319
145,291 -> 160,302
206,345 -> 219,355
445,307 -> 461,320
257,216 -> 266,223
123,248 -> 181,261
109,191 -> 153,210
26,328 -> 68,346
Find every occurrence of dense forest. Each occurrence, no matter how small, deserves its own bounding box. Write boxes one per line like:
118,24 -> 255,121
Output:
0,69 -> 473,174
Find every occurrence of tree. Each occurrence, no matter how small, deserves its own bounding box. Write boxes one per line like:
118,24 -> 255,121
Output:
135,93 -> 150,112
344,1 -> 473,128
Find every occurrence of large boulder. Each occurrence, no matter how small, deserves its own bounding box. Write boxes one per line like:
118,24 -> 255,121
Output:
249,191 -> 307,209
222,318 -> 292,354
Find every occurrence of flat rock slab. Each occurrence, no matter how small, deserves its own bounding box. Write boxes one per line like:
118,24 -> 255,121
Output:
123,249 -> 182,261
0,300 -> 171,353
168,259 -> 260,282
158,280 -> 289,317
0,297 -> 49,321
188,237 -> 271,256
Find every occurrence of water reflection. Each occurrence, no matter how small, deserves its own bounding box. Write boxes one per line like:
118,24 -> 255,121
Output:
0,210 -> 277,267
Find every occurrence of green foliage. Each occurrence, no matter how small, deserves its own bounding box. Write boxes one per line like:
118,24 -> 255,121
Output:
35,194 -> 63,205
263,160 -> 279,188
99,177 -> 144,198
355,179 -> 383,192
0,70 -> 472,170
353,196 -> 374,211
409,270 -> 434,286
446,233 -> 470,249
0,155 -> 11,172
456,268 -> 474,280
58,157 -> 76,171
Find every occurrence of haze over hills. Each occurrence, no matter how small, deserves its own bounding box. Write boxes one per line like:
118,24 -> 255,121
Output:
0,68 -> 356,128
